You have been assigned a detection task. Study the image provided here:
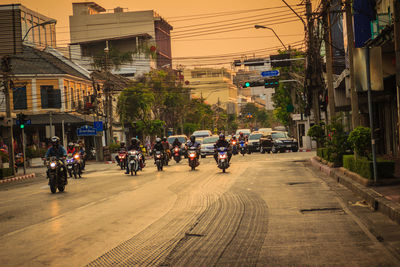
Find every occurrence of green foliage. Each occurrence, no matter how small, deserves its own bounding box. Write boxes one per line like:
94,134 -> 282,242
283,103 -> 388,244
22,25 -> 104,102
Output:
271,49 -> 305,126
307,123 -> 325,147
317,148 -> 329,160
184,98 -> 213,130
183,123 -> 199,136
348,126 -> 371,158
92,46 -> 135,71
0,150 -> 8,163
108,142 -> 121,153
25,147 -> 47,159
325,117 -> 350,167
343,155 -> 394,179
0,168 -> 13,179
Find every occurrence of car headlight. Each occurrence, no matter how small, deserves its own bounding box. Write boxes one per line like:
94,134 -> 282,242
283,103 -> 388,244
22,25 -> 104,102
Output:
275,140 -> 283,144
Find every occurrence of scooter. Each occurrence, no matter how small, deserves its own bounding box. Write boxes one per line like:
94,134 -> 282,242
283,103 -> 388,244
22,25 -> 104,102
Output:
173,146 -> 181,163
66,153 -> 81,178
188,147 -> 199,171
127,150 -> 140,176
154,150 -> 164,171
217,147 -> 230,173
231,140 -> 238,155
117,151 -> 127,170
239,141 -> 247,156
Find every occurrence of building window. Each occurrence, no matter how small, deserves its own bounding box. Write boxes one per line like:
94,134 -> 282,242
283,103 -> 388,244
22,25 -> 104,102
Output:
13,87 -> 27,110
40,86 -> 61,109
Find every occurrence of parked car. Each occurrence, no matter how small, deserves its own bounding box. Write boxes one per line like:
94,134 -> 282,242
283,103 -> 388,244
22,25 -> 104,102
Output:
200,135 -> 219,158
247,132 -> 264,152
260,131 -> 298,153
192,130 -> 212,139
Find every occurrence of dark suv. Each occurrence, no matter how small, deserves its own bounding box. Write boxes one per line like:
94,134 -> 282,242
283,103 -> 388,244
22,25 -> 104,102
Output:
260,131 -> 298,153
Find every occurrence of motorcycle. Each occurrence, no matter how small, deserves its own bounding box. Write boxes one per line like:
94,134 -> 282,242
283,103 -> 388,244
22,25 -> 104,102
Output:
66,153 -> 81,178
154,150 -> 164,171
127,150 -> 140,176
117,150 -> 127,170
173,146 -> 181,163
217,147 -> 230,173
239,140 -> 247,156
46,156 -> 67,194
187,147 -> 199,171
231,140 -> 238,155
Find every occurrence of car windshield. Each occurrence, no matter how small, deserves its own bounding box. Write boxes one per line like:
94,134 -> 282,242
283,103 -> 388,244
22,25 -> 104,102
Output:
249,134 -> 262,140
271,132 -> 287,139
167,137 -> 186,144
203,136 -> 219,144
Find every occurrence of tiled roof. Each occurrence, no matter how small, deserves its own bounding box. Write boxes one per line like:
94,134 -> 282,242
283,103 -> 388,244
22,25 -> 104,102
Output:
10,46 -> 90,81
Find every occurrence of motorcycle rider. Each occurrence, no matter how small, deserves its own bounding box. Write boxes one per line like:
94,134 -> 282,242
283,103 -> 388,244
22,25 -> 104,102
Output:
186,135 -> 201,159
115,141 -> 127,164
161,136 -> 171,160
153,137 -> 165,162
214,133 -> 232,164
126,137 -> 144,174
45,136 -> 68,184
67,142 -> 76,154
172,138 -> 181,148
78,141 -> 87,170
238,132 -> 247,142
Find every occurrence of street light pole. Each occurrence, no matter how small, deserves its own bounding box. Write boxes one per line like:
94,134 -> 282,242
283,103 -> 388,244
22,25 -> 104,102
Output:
22,19 -> 56,42
254,25 -> 287,50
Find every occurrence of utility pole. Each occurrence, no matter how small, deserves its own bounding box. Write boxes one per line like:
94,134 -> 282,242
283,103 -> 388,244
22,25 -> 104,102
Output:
345,0 -> 360,129
306,0 -> 321,124
2,56 -> 15,175
393,0 -> 400,154
323,0 -> 336,122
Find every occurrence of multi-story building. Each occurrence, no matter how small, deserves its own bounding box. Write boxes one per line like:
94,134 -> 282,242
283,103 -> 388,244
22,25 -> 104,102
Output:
183,68 -> 238,114
69,2 -> 173,78
0,4 -> 100,154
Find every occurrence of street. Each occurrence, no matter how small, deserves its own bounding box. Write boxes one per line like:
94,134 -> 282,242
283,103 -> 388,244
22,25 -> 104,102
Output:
0,152 -> 399,266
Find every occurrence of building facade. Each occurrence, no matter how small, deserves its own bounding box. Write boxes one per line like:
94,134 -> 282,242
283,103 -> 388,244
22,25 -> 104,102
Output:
183,68 -> 238,114
69,2 -> 173,78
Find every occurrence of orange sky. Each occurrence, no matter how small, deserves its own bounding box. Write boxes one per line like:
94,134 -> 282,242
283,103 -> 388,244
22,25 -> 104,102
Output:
1,0 -> 317,67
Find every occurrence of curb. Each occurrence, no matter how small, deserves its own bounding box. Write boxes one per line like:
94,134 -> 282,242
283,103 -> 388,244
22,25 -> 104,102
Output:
0,173 -> 36,184
310,156 -> 400,225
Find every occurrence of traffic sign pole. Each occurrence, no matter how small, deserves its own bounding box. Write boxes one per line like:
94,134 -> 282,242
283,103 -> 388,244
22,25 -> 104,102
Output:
22,127 -> 26,175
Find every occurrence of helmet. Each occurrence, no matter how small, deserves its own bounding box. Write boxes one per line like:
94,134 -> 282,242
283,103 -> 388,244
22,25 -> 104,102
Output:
239,132 -> 244,136
51,136 -> 60,146
190,135 -> 196,142
131,137 -> 138,145
155,137 -> 161,144
74,143 -> 80,148
162,136 -> 167,142
68,142 -> 74,148
232,136 -> 236,140
219,133 -> 225,141
120,142 -> 125,147
174,138 -> 179,142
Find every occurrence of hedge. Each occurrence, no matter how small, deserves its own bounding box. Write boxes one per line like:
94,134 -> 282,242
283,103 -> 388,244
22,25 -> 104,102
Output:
317,148 -> 328,160
0,168 -> 13,179
343,155 -> 395,179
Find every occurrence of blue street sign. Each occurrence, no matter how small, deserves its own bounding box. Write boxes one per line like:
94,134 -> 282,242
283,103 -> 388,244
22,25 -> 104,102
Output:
93,121 -> 103,132
261,70 -> 280,77
77,125 -> 97,136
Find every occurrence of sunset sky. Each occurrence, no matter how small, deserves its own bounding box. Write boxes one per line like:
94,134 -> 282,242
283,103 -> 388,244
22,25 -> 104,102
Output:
1,0 -> 318,68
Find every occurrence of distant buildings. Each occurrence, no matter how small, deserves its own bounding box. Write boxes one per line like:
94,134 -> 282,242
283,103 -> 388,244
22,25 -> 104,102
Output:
183,68 -> 238,114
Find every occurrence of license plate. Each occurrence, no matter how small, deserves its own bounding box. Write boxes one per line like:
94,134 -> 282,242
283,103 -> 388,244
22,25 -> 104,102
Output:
221,159 -> 225,162
130,161 -> 135,164
68,166 -> 72,169
286,145 -> 291,147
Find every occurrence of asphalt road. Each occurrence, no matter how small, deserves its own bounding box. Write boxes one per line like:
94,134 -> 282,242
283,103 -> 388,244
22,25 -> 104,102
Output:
0,152 -> 399,266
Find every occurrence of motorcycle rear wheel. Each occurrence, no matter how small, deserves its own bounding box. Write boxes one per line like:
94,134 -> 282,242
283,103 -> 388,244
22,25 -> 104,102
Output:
58,185 -> 65,192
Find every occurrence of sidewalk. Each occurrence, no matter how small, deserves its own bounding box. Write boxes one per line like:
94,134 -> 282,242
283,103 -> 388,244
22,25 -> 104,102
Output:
310,156 -> 400,225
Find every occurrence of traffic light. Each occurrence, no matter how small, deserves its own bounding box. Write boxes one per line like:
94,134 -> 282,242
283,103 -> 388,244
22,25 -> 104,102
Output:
264,78 -> 279,88
244,82 -> 251,88
270,54 -> 291,67
16,113 -> 30,129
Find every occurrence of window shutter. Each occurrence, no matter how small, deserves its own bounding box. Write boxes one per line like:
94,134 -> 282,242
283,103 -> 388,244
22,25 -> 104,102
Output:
53,89 -> 61,109
41,87 -> 48,109
13,86 -> 27,110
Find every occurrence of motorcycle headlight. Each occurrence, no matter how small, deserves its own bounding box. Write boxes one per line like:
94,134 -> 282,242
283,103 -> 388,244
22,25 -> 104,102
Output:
50,162 -> 56,168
